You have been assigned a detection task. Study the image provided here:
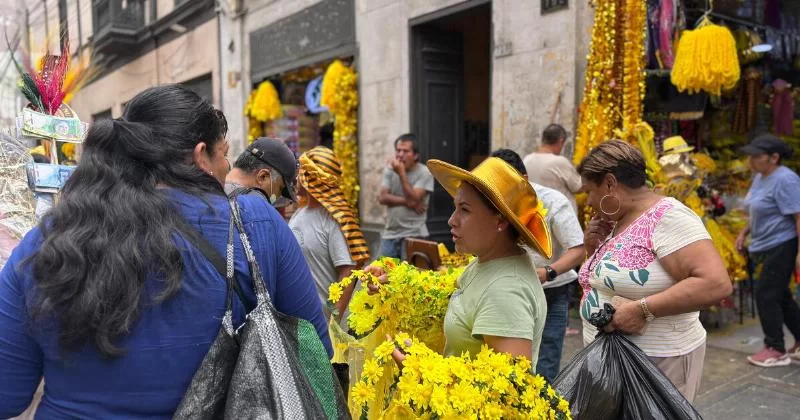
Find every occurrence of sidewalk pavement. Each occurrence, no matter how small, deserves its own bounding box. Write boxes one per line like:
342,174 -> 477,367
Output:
560,317 -> 800,420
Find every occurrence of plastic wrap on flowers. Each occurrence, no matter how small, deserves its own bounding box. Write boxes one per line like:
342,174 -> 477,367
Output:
554,304 -> 702,420
0,132 -> 36,268
328,258 -> 466,415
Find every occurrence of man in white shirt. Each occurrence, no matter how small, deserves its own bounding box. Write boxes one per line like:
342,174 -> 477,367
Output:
523,124 -> 582,214
492,149 -> 585,382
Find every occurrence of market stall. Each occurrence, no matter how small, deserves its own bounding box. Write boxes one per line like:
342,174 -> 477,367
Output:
573,0 -> 800,326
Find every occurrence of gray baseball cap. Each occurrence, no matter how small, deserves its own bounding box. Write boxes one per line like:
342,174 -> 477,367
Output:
247,137 -> 298,202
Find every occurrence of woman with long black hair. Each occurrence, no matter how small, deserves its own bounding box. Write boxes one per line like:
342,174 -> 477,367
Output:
0,85 -> 331,417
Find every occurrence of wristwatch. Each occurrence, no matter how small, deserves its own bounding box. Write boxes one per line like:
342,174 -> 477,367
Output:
544,265 -> 558,281
639,298 -> 655,322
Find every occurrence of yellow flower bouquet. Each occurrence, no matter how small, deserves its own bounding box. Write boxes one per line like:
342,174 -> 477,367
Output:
351,336 -> 572,420
329,258 -> 464,348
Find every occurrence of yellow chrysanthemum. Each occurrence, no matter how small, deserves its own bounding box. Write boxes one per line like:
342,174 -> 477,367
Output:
350,381 -> 375,408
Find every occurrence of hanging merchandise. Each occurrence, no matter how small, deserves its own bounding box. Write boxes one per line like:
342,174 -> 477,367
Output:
573,0 -> 648,164
671,16 -> 740,96
251,80 -> 283,122
771,79 -> 794,137
320,60 -> 360,213
243,90 -> 264,144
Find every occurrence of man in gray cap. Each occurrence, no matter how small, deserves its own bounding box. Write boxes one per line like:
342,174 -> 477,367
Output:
225,138 -> 298,209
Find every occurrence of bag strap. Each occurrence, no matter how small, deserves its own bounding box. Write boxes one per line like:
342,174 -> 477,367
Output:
175,219 -> 249,312
227,194 -> 273,307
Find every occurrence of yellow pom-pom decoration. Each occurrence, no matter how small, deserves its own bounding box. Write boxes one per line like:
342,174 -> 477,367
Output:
251,80 -> 283,122
671,18 -> 740,96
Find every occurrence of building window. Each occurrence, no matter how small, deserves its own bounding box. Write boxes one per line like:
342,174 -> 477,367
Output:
181,74 -> 214,104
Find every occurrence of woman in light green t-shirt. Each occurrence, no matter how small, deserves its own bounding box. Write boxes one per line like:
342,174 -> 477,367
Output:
371,157 -> 553,365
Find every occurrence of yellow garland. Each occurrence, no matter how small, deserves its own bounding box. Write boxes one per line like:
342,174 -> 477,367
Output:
352,338 -> 572,419
671,17 -> 740,96
321,60 -> 360,212
251,80 -> 283,122
574,0 -> 647,164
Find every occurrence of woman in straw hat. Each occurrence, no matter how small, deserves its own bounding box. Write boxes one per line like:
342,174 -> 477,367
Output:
372,157 -> 553,364
290,146 -> 371,320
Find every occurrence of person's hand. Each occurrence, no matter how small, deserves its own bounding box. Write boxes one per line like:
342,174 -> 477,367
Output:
386,334 -> 411,368
390,158 -> 405,175
411,200 -> 425,215
536,268 -> 548,284
364,264 -> 388,295
736,232 -> 747,255
604,299 -> 648,335
585,214 -> 615,255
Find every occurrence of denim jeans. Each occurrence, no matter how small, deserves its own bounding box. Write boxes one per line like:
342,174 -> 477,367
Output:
536,283 -> 570,383
751,237 -> 800,353
378,238 -> 405,260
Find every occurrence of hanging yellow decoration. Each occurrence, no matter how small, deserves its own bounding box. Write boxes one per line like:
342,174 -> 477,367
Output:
573,0 -> 647,164
321,60 -> 360,212
243,90 -> 264,143
671,17 -> 740,96
251,80 -> 283,122
320,60 -> 346,112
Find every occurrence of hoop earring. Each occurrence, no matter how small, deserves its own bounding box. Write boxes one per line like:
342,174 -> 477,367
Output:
599,194 -> 620,216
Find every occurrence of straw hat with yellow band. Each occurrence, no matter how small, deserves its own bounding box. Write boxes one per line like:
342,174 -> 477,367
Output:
297,146 -> 370,264
661,135 -> 695,155
427,157 -> 553,259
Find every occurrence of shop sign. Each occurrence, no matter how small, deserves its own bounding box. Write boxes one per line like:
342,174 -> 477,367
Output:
541,0 -> 568,15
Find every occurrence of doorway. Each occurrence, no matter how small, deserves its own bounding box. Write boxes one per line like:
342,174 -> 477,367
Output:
411,1 -> 492,245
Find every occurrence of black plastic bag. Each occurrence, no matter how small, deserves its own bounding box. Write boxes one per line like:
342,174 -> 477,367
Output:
553,303 -> 703,420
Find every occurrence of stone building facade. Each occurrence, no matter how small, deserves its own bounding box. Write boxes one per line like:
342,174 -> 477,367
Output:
224,0 -> 592,248
23,0 -> 220,120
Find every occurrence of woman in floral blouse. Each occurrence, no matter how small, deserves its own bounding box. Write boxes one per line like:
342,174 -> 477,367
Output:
578,140 -> 732,402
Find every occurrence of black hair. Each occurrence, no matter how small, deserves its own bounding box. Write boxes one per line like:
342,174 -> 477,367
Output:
233,150 -> 273,173
577,139 -> 647,188
28,84 -> 228,358
319,122 -> 334,149
542,124 -> 568,145
394,133 -> 419,154
490,148 -> 527,176
31,153 -> 49,164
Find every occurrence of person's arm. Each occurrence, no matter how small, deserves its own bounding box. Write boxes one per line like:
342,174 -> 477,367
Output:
398,171 -> 428,206
379,186 -> 408,207
334,265 -> 356,321
472,276 -> 537,359
0,238 -> 44,417
536,196 -> 585,282
559,158 -> 583,194
378,168 -> 408,207
327,222 -> 356,320
483,336 -> 533,359
249,199 -> 332,356
537,246 -> 585,283
609,206 -> 732,334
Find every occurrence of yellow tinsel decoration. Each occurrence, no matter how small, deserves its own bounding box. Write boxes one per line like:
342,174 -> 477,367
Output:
321,60 -> 360,212
251,80 -> 283,122
671,17 -> 740,96
574,0 -> 647,164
